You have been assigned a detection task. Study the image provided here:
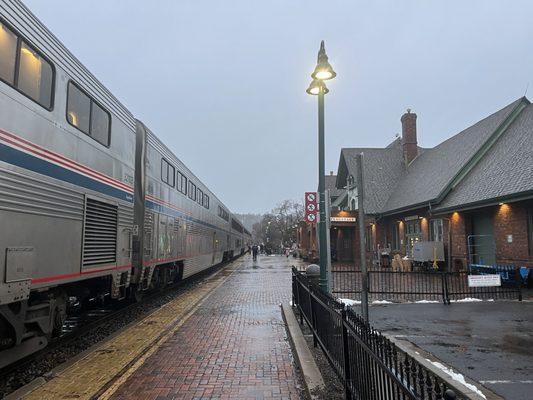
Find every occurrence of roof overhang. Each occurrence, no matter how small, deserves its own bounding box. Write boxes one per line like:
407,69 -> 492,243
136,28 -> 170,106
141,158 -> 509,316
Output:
432,190 -> 533,215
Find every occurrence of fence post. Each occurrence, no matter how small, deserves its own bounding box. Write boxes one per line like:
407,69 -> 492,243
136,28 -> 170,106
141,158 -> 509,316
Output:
441,272 -> 450,305
295,274 -> 303,325
309,285 -> 317,347
341,308 -> 351,400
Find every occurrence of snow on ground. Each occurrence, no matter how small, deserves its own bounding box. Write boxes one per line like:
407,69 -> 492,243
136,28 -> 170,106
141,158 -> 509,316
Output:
429,360 -> 486,399
337,298 -> 361,306
415,300 -> 440,304
372,300 -> 393,304
450,298 -> 483,303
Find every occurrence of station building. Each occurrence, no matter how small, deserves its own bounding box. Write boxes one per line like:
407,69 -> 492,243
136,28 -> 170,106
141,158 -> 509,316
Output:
299,97 -> 533,271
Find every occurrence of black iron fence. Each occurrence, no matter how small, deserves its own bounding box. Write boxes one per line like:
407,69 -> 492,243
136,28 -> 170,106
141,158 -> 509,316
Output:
332,268 -> 522,303
292,268 -> 463,400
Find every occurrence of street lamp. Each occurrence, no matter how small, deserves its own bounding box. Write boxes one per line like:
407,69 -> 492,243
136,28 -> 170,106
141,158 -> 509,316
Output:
307,40 -> 336,292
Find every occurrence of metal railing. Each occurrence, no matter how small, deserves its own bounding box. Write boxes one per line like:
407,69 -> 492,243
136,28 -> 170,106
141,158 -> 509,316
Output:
331,268 -> 522,303
292,268 -> 463,400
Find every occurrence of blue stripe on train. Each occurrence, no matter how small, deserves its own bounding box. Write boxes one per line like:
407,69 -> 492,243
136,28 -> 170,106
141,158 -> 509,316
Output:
145,199 -> 222,231
0,142 -> 230,234
0,142 -> 133,202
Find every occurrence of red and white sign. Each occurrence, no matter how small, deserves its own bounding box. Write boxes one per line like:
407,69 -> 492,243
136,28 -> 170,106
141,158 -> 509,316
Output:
305,192 -> 318,224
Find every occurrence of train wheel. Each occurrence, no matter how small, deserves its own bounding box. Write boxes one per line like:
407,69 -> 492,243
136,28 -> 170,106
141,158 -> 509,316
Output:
133,288 -> 144,303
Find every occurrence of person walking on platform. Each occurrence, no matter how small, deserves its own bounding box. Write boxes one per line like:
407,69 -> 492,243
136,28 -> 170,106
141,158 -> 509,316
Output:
252,244 -> 258,261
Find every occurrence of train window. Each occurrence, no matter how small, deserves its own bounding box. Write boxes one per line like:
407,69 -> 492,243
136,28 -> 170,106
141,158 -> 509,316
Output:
218,206 -> 229,221
67,82 -> 111,147
0,22 -> 17,85
67,82 -> 91,133
17,41 -> 53,109
161,158 -> 175,187
188,181 -> 196,201
177,171 -> 187,194
204,195 -> 210,209
197,188 -> 203,205
91,102 -> 111,146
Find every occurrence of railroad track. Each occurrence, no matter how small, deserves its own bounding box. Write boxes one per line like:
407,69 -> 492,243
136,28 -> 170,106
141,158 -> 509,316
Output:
0,258 -> 238,398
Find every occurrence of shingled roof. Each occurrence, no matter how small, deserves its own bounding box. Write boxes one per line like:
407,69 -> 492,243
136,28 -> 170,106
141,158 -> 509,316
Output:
336,140 -> 406,214
325,174 -> 344,199
434,101 -> 533,212
335,97 -> 531,215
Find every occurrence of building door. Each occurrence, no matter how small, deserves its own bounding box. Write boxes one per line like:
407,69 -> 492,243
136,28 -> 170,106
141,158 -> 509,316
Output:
338,228 -> 354,262
405,219 -> 422,258
469,213 -> 495,265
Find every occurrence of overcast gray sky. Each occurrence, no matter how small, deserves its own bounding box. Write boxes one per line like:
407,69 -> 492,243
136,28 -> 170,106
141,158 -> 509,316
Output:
24,0 -> 533,213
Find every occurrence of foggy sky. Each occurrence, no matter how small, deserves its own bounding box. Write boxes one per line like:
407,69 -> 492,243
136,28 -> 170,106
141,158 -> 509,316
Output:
23,0 -> 533,213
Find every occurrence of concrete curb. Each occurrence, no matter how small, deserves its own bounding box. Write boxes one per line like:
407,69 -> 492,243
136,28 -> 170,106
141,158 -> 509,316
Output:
281,303 -> 325,400
386,335 -> 504,400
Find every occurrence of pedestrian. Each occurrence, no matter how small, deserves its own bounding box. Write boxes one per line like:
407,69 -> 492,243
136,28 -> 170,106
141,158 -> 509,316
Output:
252,244 -> 258,261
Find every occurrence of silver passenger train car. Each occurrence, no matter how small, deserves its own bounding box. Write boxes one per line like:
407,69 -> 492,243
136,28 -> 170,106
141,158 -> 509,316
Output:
0,0 -> 250,366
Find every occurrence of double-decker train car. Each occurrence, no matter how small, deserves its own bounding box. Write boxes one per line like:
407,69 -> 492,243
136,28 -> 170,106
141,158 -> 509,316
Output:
0,0 -> 250,366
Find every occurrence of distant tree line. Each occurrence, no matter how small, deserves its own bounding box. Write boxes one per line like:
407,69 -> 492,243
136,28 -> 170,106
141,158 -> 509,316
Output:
251,200 -> 303,252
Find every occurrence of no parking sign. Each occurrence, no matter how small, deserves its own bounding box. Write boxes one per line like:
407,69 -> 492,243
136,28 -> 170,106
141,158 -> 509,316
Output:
305,192 -> 318,224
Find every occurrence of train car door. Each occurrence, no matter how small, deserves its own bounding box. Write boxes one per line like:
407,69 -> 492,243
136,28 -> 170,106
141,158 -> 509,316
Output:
212,232 -> 217,265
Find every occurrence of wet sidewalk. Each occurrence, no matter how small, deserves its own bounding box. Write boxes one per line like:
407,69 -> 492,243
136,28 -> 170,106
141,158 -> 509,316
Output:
108,255 -> 306,400
367,302 -> 533,400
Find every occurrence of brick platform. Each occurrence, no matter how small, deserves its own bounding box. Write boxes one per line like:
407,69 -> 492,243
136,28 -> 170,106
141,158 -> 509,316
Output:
107,255 -> 306,400
23,261 -> 239,400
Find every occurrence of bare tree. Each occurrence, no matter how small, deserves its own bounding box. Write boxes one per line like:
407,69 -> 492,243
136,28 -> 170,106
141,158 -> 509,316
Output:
252,199 -> 303,252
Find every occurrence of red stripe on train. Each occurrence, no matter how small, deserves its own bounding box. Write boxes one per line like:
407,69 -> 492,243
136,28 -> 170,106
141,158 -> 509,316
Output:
0,128 -> 133,193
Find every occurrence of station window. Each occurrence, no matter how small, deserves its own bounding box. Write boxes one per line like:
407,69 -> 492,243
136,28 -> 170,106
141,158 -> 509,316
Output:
177,171 -> 187,195
67,82 -> 111,146
197,188 -> 203,205
429,219 -> 444,242
391,222 -> 400,250
0,22 -> 54,109
188,181 -> 196,201
161,158 -> 175,187
365,225 -> 373,252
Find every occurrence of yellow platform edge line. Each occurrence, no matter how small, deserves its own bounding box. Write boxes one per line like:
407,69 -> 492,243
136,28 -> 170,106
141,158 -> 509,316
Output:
20,261 -> 242,400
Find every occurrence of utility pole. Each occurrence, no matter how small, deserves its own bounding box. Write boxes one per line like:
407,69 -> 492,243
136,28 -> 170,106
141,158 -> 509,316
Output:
356,153 -> 369,322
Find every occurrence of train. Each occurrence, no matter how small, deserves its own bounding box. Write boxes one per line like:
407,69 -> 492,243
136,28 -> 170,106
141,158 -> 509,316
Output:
0,0 -> 250,367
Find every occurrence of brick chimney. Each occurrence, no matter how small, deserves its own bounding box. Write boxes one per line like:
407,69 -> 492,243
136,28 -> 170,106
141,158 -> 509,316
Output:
401,109 -> 418,164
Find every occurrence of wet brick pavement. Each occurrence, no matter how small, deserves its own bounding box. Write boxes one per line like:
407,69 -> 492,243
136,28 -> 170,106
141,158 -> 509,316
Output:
109,255 -> 307,400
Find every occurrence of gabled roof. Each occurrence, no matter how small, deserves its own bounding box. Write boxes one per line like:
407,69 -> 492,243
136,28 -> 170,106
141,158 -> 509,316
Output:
336,139 -> 406,214
381,97 -> 528,214
325,175 -> 344,199
434,102 -> 533,212
334,97 -> 531,215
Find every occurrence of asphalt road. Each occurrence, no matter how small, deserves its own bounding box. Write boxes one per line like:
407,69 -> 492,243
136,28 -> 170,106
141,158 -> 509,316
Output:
364,301 -> 533,400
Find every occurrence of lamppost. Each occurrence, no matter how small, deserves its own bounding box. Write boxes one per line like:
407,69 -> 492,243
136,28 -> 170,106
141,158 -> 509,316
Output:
306,40 -> 336,292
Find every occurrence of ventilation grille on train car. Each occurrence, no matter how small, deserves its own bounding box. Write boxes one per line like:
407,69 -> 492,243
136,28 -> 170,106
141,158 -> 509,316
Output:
82,198 -> 118,267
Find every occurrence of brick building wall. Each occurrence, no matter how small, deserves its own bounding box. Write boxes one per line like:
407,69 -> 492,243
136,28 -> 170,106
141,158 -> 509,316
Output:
493,202 -> 533,267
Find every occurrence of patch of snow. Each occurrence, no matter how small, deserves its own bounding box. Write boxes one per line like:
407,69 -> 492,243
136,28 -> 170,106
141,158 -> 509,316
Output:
415,300 -> 440,304
372,300 -> 393,304
337,298 -> 361,306
450,298 -> 483,303
429,360 -> 486,399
